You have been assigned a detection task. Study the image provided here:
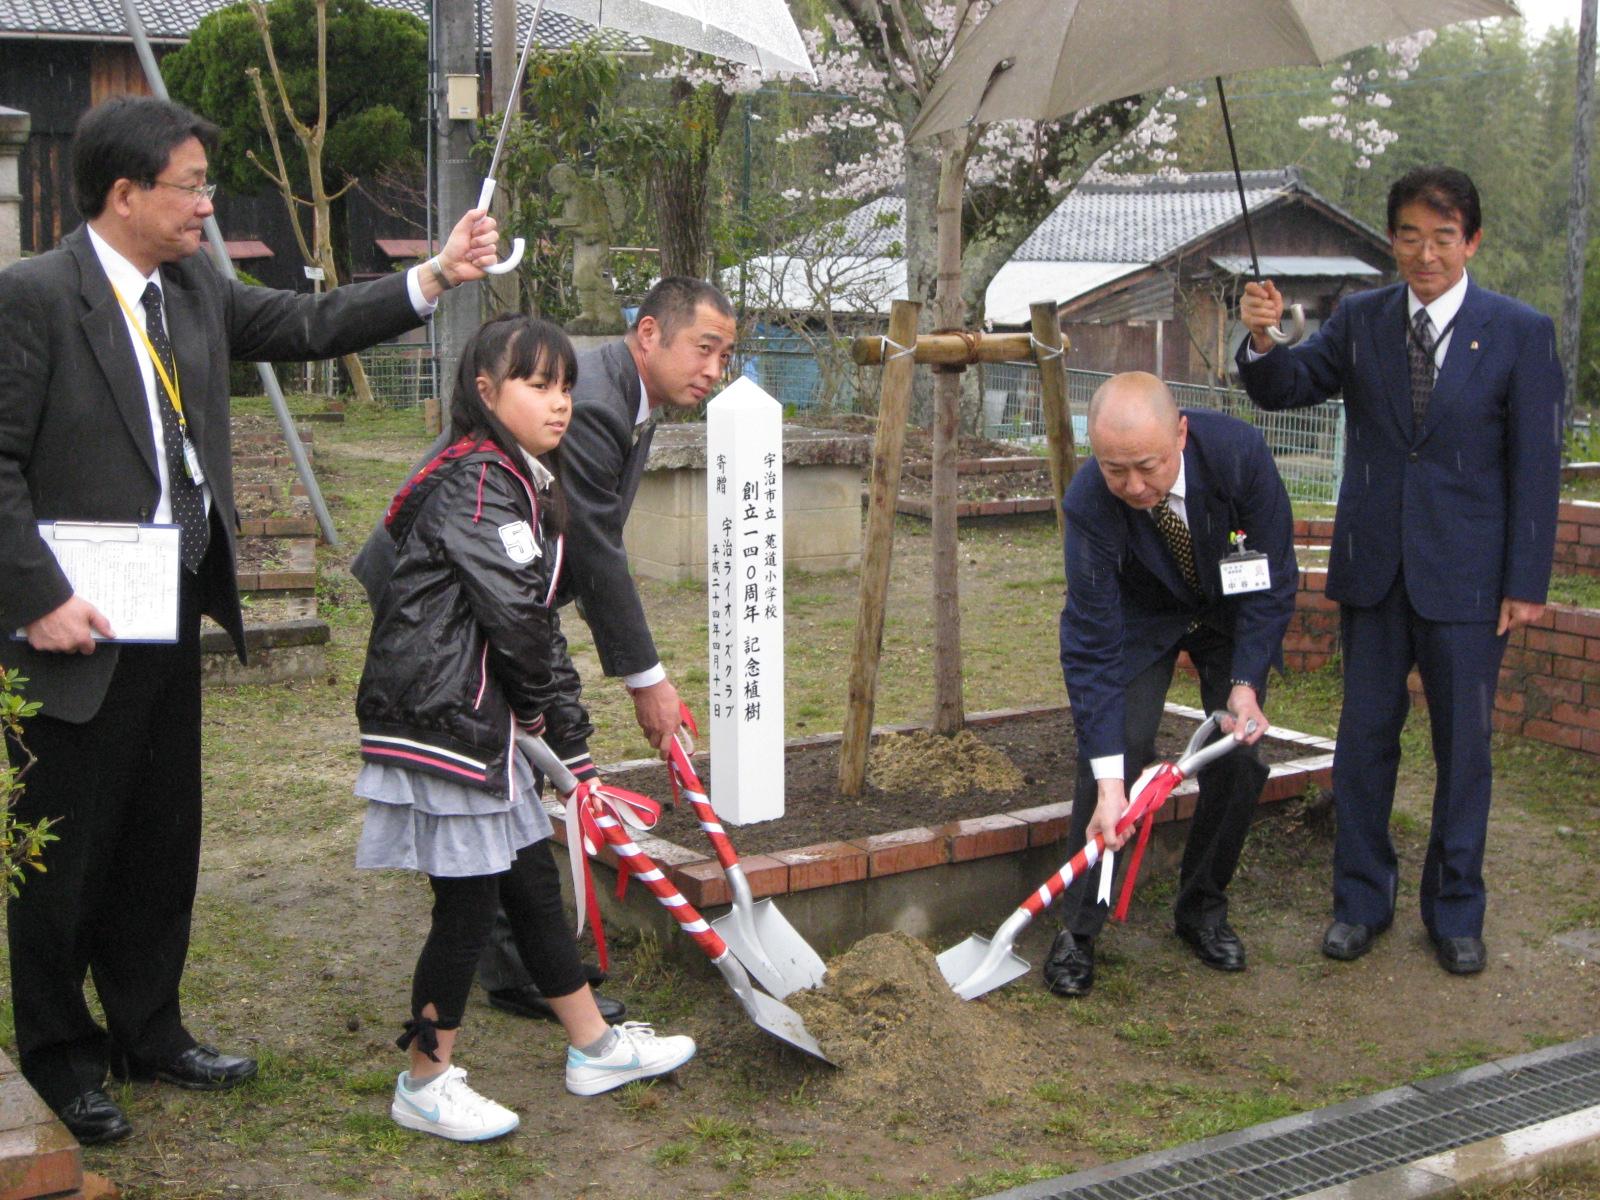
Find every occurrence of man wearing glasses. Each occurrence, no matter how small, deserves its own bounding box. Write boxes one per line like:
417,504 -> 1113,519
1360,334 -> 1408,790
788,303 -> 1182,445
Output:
0,95 -> 500,1144
1236,166 -> 1563,977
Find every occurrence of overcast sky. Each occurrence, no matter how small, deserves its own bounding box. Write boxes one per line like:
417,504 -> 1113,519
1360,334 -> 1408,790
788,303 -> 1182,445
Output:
1514,0 -> 1582,36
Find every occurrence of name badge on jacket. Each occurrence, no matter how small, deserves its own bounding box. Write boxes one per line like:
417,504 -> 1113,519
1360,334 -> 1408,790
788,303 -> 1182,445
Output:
1220,530 -> 1270,596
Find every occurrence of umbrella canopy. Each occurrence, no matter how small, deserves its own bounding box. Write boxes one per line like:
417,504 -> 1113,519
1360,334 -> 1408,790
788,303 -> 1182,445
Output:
545,0 -> 813,76
909,0 -> 1518,142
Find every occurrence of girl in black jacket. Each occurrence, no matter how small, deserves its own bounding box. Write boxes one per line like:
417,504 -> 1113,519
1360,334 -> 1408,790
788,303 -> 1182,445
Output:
355,315 -> 695,1142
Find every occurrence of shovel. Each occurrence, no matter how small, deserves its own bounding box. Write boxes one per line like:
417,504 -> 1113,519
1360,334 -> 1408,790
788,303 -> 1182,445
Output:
666,737 -> 827,999
937,711 -> 1252,1001
518,734 -> 833,1066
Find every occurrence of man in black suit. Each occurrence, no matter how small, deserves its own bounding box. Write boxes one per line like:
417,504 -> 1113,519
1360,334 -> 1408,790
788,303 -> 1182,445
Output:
0,96 -> 499,1144
352,276 -> 737,1022
1045,372 -> 1297,996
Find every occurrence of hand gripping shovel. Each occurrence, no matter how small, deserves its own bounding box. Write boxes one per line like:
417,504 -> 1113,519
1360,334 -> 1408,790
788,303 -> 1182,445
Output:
666,735 -> 827,999
937,712 -> 1253,1001
518,735 -> 833,1066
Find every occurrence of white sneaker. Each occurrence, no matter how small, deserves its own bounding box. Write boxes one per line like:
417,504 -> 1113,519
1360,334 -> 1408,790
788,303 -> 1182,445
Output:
565,1021 -> 697,1096
390,1066 -> 520,1141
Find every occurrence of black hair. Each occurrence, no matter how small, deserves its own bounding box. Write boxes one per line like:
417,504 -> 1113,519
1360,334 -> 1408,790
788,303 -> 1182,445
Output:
632,276 -> 735,343
72,96 -> 220,219
449,313 -> 578,532
1387,166 -> 1482,241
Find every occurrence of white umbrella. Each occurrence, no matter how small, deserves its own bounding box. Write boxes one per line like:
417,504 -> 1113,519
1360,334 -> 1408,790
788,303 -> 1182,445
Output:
481,0 -> 814,274
906,0 -> 1520,342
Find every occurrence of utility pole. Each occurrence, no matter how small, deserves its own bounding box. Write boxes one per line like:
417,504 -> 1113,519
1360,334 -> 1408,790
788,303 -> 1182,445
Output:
435,0 -> 483,398
1562,0 -> 1598,426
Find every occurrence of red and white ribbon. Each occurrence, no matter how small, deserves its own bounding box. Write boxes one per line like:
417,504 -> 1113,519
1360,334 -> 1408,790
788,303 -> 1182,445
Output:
561,778 -> 661,972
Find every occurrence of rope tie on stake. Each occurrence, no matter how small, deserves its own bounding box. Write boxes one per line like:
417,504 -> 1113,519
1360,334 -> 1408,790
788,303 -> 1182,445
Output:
879,335 -> 914,361
1029,332 -> 1064,362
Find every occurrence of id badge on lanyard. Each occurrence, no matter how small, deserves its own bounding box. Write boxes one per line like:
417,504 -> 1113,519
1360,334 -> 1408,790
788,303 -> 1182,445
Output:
1220,530 -> 1271,595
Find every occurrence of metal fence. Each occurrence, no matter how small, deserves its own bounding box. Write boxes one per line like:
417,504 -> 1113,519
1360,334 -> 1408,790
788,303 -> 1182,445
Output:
354,335 -> 1345,505
357,340 -> 438,409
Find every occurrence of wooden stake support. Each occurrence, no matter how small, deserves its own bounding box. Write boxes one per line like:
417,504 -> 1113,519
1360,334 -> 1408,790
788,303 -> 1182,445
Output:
838,300 -> 920,796
838,301 -> 1078,795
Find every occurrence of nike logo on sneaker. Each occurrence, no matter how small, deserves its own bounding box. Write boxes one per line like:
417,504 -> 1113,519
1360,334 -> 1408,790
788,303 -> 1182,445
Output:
400,1091 -> 441,1122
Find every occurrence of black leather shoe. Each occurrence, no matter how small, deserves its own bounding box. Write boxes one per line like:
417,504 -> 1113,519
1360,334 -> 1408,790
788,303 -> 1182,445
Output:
1177,921 -> 1246,971
56,1089 -> 133,1145
1431,934 -> 1487,975
1321,918 -> 1389,961
489,984 -> 627,1024
118,1044 -> 258,1091
1042,930 -> 1095,996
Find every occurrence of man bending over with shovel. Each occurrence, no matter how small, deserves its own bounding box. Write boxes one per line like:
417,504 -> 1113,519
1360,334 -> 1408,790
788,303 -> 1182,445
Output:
1048,372 -> 1297,996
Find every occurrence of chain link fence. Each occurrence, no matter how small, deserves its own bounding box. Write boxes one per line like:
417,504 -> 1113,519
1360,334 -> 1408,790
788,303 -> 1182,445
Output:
350,335 -> 1344,504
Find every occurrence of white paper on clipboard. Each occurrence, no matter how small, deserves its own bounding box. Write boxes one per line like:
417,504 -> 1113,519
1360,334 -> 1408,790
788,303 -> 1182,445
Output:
16,522 -> 182,643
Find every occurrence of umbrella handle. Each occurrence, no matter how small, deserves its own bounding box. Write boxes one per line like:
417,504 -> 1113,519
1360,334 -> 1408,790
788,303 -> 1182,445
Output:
475,177 -> 525,276
1265,303 -> 1306,347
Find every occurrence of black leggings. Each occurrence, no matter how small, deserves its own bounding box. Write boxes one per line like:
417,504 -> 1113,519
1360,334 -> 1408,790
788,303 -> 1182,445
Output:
411,839 -> 588,1031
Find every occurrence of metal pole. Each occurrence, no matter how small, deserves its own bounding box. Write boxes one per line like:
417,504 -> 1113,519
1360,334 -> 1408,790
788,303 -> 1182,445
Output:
1562,0 -> 1598,428
118,0 -> 340,544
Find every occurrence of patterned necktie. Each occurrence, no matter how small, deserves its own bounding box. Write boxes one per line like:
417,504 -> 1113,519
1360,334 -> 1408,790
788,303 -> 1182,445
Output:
1408,306 -> 1436,434
141,282 -> 209,570
1152,496 -> 1200,592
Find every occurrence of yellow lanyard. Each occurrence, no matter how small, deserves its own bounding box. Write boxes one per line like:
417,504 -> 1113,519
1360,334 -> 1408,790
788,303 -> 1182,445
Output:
111,283 -> 186,429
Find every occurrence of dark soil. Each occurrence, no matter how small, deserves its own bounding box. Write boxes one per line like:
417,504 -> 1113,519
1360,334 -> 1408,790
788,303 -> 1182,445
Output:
616,708 -> 1312,855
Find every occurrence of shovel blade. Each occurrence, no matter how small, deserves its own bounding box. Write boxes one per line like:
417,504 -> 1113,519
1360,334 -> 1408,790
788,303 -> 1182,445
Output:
739,986 -> 834,1065
712,899 -> 827,999
936,934 -> 1031,1001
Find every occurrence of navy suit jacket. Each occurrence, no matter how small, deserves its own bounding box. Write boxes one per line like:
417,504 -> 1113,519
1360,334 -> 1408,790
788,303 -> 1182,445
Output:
1237,280 -> 1563,622
1060,408 -> 1298,762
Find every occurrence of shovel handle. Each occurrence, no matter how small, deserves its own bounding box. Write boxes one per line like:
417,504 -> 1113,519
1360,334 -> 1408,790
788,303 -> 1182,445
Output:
1019,834 -> 1109,919
668,739 -> 741,872
589,808 -> 731,963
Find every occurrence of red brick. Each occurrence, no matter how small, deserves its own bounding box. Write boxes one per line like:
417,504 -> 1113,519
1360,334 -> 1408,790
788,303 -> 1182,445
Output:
1584,729 -> 1600,756
737,854 -> 790,898
1553,609 -> 1600,638
941,813 -> 1029,862
0,1119 -> 80,1200
1566,499 -> 1600,523
1551,655 -> 1600,682
670,860 -> 731,908
1495,689 -> 1526,714
1581,525 -> 1600,547
1551,702 -> 1600,733
1168,791 -> 1199,822
1528,676 -> 1583,705
1587,683 -> 1600,707
849,826 -> 948,876
1556,522 -> 1580,544
1589,638 -> 1600,663
1523,719 -> 1583,750
773,841 -> 867,891
1493,710 -> 1525,734
1005,801 -> 1074,846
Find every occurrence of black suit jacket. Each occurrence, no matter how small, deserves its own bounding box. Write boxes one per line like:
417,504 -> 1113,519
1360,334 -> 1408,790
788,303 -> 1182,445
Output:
1059,409 -> 1298,761
0,225 -> 422,722
352,338 -> 660,678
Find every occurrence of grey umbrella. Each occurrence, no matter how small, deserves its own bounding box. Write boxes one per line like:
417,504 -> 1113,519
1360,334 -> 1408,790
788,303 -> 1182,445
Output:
907,0 -> 1521,342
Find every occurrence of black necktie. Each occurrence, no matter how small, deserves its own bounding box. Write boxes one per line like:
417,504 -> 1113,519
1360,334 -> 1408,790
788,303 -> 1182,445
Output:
1408,306 -> 1436,434
141,282 -> 209,571
1153,496 -> 1200,593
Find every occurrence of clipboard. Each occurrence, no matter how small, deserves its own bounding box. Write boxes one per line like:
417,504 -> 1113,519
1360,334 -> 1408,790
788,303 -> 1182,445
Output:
13,522 -> 182,644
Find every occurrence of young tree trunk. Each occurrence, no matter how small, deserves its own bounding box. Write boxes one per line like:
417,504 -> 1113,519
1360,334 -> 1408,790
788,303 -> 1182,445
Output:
930,139 -> 967,736
652,157 -> 711,279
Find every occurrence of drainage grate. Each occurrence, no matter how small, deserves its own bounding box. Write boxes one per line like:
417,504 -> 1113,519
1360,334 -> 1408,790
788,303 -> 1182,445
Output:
987,1037 -> 1600,1200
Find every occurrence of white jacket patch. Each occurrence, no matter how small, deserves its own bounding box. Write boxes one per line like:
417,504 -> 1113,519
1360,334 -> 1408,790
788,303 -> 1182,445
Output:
498,520 -> 540,564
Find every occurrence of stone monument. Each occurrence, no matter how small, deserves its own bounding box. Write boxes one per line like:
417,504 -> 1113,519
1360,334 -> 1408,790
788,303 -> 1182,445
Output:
548,162 -> 626,338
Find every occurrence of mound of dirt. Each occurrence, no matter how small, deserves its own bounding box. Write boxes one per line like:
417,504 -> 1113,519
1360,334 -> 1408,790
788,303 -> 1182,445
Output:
789,932 -> 1023,1126
866,729 -> 1025,798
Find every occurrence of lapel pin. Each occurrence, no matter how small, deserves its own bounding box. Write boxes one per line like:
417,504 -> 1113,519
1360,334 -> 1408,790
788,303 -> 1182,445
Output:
1470,340 -> 1479,350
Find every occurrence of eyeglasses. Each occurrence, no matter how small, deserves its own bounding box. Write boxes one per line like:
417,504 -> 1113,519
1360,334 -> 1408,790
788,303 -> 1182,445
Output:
1393,232 -> 1464,253
150,179 -> 218,203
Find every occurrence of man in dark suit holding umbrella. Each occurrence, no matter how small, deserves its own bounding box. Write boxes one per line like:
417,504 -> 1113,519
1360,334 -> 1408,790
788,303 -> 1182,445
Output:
1046,372 -> 1297,997
0,96 -> 500,1144
1238,166 -> 1563,975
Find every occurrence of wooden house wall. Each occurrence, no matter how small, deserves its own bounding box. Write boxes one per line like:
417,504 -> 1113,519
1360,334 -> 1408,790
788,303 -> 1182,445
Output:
0,39 -> 427,294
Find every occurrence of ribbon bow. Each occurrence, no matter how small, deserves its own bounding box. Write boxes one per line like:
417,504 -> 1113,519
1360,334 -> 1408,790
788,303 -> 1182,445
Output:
562,778 -> 661,973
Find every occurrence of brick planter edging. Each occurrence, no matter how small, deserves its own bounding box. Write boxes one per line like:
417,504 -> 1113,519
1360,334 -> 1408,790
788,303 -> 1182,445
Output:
1299,501 -> 1600,578
556,703 -> 1336,910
